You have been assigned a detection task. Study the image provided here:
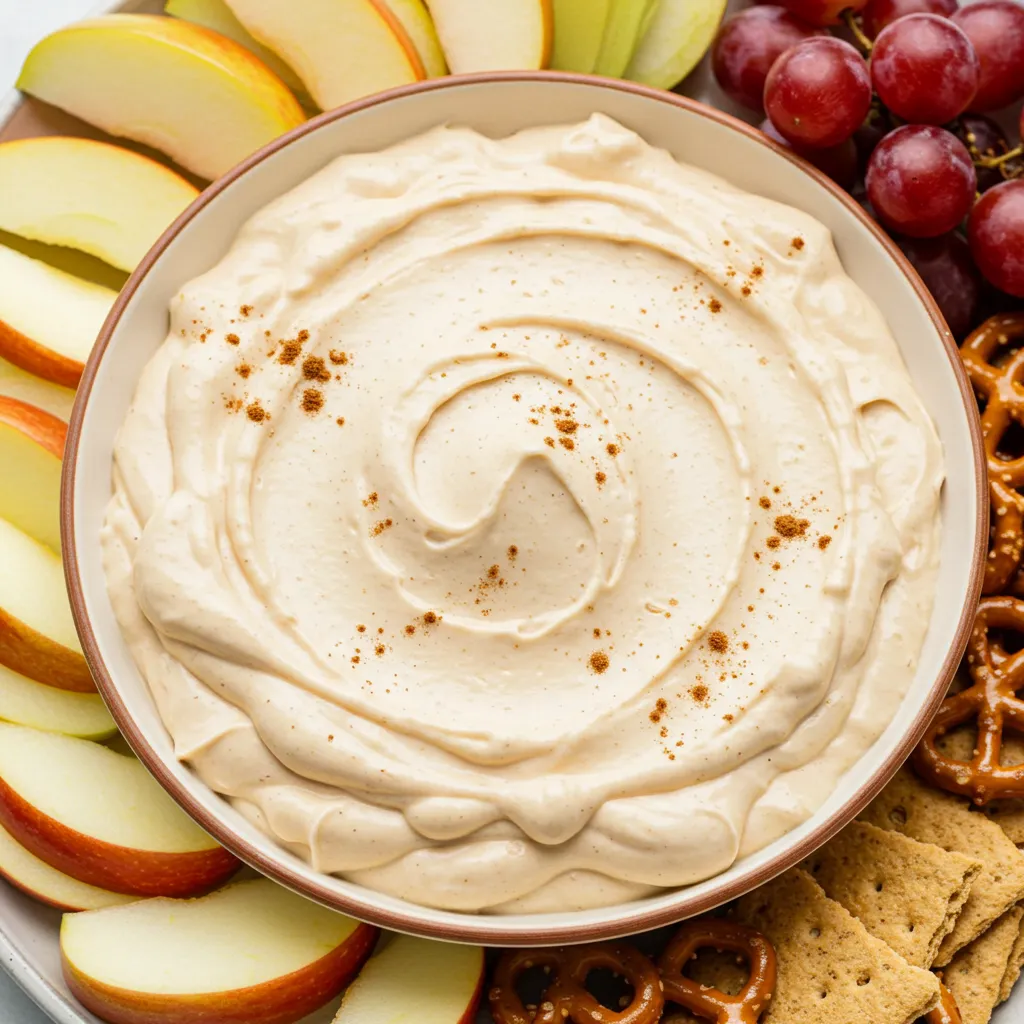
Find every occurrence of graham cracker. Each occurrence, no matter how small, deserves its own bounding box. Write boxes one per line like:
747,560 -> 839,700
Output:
999,912 -> 1024,1004
859,768 -> 1024,965
943,905 -> 1024,1024
732,868 -> 939,1024
801,819 -> 982,968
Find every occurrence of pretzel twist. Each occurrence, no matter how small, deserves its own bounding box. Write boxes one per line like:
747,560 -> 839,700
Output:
488,942 -> 664,1024
657,919 -> 776,1024
960,313 -> 1024,594
923,980 -> 962,1024
913,595 -> 1024,802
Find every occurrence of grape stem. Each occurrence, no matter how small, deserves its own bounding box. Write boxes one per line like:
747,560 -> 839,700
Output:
842,9 -> 874,53
974,146 -> 1024,169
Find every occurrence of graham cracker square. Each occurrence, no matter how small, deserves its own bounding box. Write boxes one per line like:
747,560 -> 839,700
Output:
999,911 -> 1024,1005
801,819 -> 981,968
732,868 -> 939,1024
943,905 -> 1024,1024
859,768 -> 1024,966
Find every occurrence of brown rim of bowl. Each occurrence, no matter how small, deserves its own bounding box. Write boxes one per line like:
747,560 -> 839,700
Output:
62,70 -> 987,946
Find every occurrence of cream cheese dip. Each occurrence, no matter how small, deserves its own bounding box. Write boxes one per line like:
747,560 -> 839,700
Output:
102,114 -> 943,913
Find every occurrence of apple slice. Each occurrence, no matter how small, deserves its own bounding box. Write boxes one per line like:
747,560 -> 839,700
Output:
0,820 -> 134,912
17,15 -> 305,181
0,663 -> 115,742
0,396 -> 65,552
424,0 -> 552,71
551,0 -> 612,72
334,933 -> 484,1024
164,0 -> 311,101
592,0 -> 661,78
0,138 -> 198,274
384,0 -> 448,76
0,517 -> 93,693
224,0 -> 425,110
62,878 -> 378,1024
0,244 -> 115,389
0,723 -> 240,897
0,357 -> 75,422
625,0 -> 729,89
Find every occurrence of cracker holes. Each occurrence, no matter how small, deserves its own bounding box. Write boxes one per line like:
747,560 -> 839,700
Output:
857,973 -> 872,986
810,926 -> 821,939
874,882 -> 884,893
889,806 -> 908,826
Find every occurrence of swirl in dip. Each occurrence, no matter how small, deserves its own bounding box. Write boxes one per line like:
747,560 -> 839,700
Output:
102,115 -> 943,913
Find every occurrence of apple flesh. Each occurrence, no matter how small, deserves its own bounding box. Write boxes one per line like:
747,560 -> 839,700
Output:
0,820 -> 134,912
625,0 -> 729,89
164,0 -> 311,100
0,722 -> 240,896
0,244 -> 116,389
224,0 -> 425,110
334,933 -> 484,1024
592,0 -> 661,78
383,0 -> 448,76
551,0 -> 612,72
62,878 -> 378,1024
0,517 -> 93,693
0,396 -> 65,552
0,138 -> 198,273
424,0 -> 553,72
0,662 -> 115,741
17,14 -> 305,181
0,357 -> 75,422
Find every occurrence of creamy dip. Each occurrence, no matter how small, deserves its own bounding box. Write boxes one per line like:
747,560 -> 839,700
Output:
102,115 -> 943,913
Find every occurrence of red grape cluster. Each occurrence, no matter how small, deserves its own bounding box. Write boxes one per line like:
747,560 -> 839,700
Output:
711,0 -> 1024,336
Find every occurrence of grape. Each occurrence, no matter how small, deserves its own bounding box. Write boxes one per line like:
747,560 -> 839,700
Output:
760,118 -> 859,189
957,114 -> 1012,192
861,0 -> 958,38
952,1 -> 1024,111
778,0 -> 869,27
712,8 -> 825,113
866,125 -> 977,237
764,38 -> 872,149
870,15 -> 979,125
969,180 -> 1024,298
897,233 -> 982,339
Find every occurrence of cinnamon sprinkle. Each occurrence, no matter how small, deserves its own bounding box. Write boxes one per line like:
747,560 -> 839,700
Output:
707,631 -> 729,653
774,515 -> 809,538
589,650 -> 610,674
302,355 -> 332,383
301,389 -> 324,414
246,400 -> 267,423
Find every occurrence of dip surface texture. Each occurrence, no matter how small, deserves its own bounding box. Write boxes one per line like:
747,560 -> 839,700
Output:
102,115 -> 943,913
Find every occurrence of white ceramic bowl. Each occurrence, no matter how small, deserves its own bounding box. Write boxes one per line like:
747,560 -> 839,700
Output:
63,73 -> 986,946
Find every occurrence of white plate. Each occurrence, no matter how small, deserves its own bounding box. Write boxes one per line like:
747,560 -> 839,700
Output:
0,0 -> 1020,1020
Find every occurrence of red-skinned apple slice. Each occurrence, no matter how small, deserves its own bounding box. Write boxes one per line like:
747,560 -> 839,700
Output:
0,723 -> 240,896
17,15 -> 305,181
0,356 -> 75,422
0,516 -> 93,693
0,138 -> 198,273
61,878 -> 378,1024
0,395 -> 66,552
224,0 -> 425,109
424,0 -> 553,72
334,933 -> 484,1023
0,244 -> 116,389
0,662 -> 115,740
0,819 -> 135,912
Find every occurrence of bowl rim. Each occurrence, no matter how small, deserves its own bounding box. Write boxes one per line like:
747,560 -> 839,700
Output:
62,70 -> 987,945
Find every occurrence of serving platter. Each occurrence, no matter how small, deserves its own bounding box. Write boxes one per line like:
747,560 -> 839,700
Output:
0,0 -> 1020,1021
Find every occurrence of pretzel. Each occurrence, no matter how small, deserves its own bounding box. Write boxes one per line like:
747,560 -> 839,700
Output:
960,313 -> 1024,594
913,595 -> 1024,802
923,980 -> 962,1024
488,942 -> 664,1024
657,918 -> 776,1024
